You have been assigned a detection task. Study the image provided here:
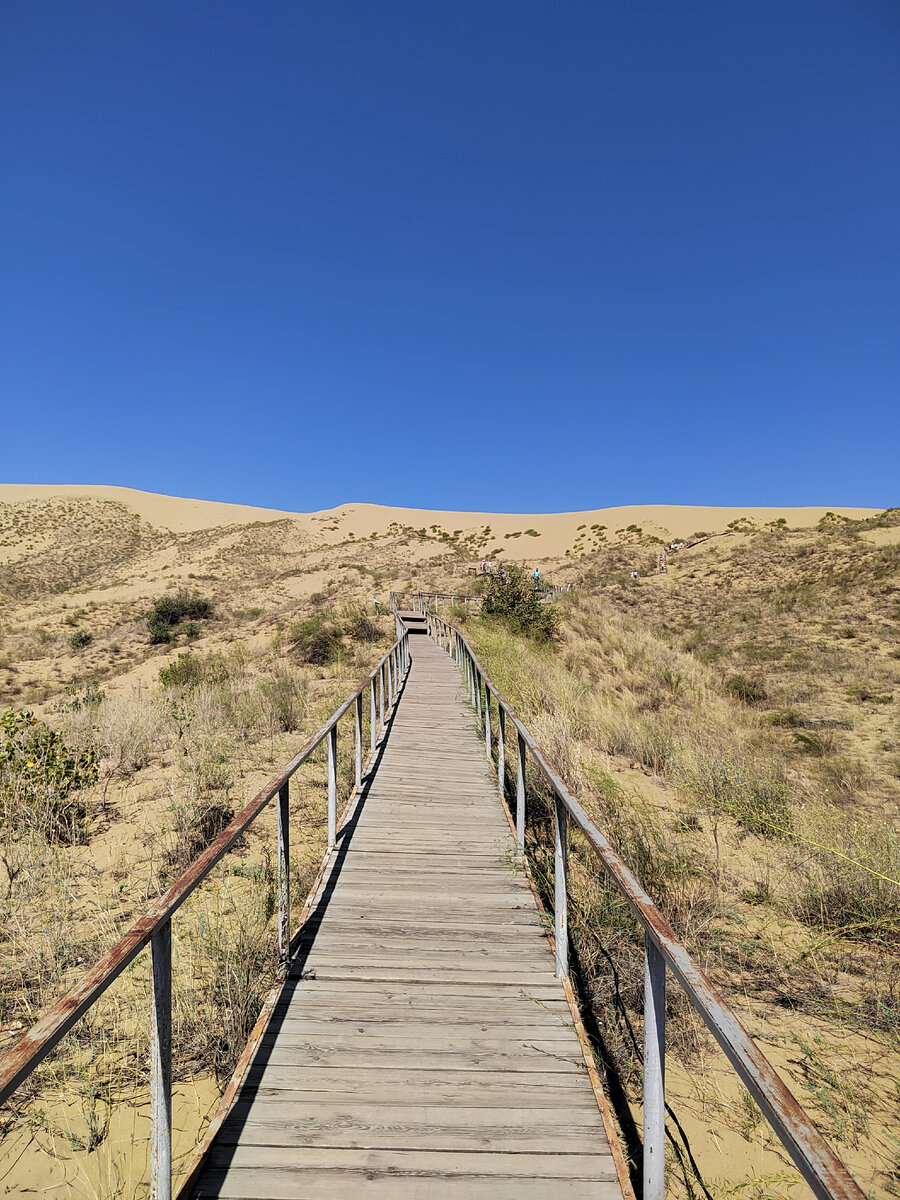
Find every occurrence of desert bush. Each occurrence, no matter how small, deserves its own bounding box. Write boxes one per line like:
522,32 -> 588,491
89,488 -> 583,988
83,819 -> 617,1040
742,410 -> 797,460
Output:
256,665 -> 307,732
794,808 -> 900,942
0,710 -> 98,842
847,681 -> 893,705
147,591 -> 213,644
816,755 -> 870,802
85,693 -> 167,777
68,629 -> 93,650
174,865 -> 275,1084
479,563 -> 559,639
345,611 -> 382,644
290,614 -> 343,665
725,673 -> 768,705
163,786 -> 234,880
677,745 -> 791,836
159,651 -> 228,690
792,729 -> 838,757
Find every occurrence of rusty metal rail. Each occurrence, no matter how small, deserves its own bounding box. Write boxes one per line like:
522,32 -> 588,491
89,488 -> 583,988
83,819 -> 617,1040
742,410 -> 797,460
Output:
0,630 -> 410,1200
390,590 -> 482,615
425,611 -> 864,1200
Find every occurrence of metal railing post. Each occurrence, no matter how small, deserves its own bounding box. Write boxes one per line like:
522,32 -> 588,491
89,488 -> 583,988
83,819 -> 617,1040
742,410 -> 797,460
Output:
379,663 -> 385,730
475,670 -> 483,726
387,649 -> 394,703
643,935 -> 666,1200
497,705 -> 505,800
370,678 -> 377,752
554,795 -> 568,979
354,693 -> 363,789
327,725 -> 337,848
277,781 -> 290,964
484,684 -> 491,758
516,732 -> 526,853
150,920 -> 172,1200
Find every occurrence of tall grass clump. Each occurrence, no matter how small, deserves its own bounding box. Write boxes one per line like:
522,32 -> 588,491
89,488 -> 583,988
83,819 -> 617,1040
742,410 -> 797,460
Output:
793,807 -> 900,943
676,744 -> 791,836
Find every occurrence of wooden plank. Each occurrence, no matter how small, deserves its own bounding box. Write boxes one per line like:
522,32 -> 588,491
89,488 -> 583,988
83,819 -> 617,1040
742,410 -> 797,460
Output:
203,1146 -> 617,1180
198,1167 -> 620,1200
214,1103 -> 606,1152
238,1067 -> 593,1102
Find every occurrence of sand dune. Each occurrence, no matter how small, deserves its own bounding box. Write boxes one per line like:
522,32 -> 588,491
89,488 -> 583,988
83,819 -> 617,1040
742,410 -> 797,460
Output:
0,485 -> 878,559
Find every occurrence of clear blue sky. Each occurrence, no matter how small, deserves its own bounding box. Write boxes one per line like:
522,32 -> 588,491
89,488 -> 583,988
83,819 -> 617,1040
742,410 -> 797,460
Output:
2,2 -> 898,513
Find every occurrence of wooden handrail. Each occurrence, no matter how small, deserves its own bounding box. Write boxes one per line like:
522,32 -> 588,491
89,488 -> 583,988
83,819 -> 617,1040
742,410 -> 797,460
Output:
0,630 -> 411,1200
426,611 -> 864,1200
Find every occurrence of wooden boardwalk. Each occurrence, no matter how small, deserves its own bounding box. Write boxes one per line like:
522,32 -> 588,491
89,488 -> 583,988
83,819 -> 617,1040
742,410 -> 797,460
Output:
189,627 -> 621,1199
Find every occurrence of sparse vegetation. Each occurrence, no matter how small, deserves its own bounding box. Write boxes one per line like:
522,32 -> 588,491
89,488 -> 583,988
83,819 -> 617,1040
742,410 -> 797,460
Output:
0,492 -> 897,1196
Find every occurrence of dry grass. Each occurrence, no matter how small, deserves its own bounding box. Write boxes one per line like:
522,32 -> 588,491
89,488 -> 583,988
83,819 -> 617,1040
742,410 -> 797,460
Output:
464,584 -> 900,1197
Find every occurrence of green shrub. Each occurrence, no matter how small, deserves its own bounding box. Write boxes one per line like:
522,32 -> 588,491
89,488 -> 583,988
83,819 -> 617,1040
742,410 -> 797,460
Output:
847,682 -> 893,705
725,673 -> 768,705
345,612 -> 381,644
159,652 -> 227,690
147,591 -> 214,644
69,630 -> 92,650
479,564 -> 559,640
0,709 -> 98,841
257,667 -> 306,732
290,614 -> 343,665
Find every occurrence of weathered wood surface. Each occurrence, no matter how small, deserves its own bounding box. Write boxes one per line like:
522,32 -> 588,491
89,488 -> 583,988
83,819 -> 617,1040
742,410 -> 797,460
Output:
189,629 -> 620,1198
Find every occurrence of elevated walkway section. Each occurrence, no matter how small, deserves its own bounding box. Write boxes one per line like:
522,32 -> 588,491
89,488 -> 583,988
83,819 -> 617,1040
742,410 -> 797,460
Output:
189,635 -> 620,1198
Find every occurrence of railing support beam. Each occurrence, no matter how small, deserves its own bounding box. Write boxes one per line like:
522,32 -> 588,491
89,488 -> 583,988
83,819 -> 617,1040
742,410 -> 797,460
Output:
276,781 -> 290,964
327,725 -> 338,849
516,732 -> 526,853
643,935 -> 666,1200
354,694 -> 363,789
150,920 -> 172,1200
497,705 -> 505,800
554,795 -> 568,979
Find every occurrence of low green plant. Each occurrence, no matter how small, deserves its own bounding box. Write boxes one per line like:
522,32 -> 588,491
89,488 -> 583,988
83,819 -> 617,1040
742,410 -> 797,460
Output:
68,630 -> 92,650
0,709 -> 98,842
847,682 -> 893,705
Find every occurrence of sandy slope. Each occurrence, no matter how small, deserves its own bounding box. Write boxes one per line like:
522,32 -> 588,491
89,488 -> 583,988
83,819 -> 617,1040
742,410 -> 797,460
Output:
0,485 -> 878,557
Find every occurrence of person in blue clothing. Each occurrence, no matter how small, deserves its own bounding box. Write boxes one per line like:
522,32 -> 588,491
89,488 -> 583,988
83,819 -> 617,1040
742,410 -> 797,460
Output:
533,568 -> 540,583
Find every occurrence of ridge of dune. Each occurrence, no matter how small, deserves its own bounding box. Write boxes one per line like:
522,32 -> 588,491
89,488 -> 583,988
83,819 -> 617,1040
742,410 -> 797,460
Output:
0,484 -> 880,556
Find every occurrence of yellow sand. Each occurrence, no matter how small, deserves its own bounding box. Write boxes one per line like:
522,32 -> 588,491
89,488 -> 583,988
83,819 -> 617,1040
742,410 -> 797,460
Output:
0,484 -> 877,555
